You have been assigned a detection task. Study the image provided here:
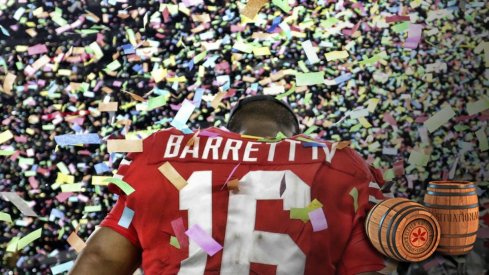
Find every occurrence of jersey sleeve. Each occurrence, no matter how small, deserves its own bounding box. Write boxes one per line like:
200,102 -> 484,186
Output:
336,150 -> 386,274
99,153 -> 142,249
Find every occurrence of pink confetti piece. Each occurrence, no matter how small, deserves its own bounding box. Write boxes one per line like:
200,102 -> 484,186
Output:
27,44 -> 48,55
220,162 -> 241,190
56,192 -> 73,203
171,217 -> 189,248
405,24 -> 423,49
185,224 -> 222,256
308,208 -> 328,232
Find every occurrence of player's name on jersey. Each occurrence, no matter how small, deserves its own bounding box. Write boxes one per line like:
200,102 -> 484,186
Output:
161,134 -> 335,163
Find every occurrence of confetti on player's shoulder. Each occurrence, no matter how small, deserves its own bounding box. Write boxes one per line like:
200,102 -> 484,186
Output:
0,0 -> 487,272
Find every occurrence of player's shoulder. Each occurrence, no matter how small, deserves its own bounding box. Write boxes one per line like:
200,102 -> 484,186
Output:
321,140 -> 372,181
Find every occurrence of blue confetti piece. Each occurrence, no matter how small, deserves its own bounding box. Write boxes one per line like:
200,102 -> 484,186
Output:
54,134 -> 101,146
94,162 -> 111,174
193,88 -> 204,107
334,73 -> 352,84
51,261 -> 74,275
267,16 -> 282,33
302,142 -> 326,148
118,206 -> 135,229
121,44 -> 135,54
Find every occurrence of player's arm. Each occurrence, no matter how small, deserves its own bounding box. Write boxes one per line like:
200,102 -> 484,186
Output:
69,227 -> 141,275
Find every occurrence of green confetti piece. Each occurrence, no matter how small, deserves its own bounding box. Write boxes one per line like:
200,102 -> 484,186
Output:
61,183 -> 84,192
105,60 -> 122,72
193,51 -> 207,64
275,132 -> 287,140
476,127 -> 489,152
170,236 -> 180,249
0,211 -> 12,223
147,94 -> 170,111
83,205 -> 102,213
408,150 -> 430,167
392,22 -> 410,33
321,17 -> 339,29
58,226 -> 65,240
17,228 -> 42,250
296,72 -> 324,86
57,162 -> 70,175
383,169 -> 395,181
18,157 -> 34,166
102,177 -> 135,195
0,150 -> 16,156
349,187 -> 359,213
7,236 -> 19,252
42,124 -> 55,130
424,105 -> 456,133
275,83 -> 296,100
304,125 -> 318,135
290,207 -> 310,222
272,0 -> 291,13
467,95 -> 489,115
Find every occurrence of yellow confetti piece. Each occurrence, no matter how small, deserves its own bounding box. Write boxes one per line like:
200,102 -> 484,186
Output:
211,91 -> 226,109
324,50 -> 349,61
252,46 -> 271,56
0,130 -> 14,144
91,176 -> 111,186
358,117 -> 372,128
158,162 -> 188,190
7,236 -> 19,252
408,150 -> 430,167
467,95 -> 489,115
170,236 -> 181,249
107,139 -> 143,153
349,187 -> 358,213
56,173 -> 75,184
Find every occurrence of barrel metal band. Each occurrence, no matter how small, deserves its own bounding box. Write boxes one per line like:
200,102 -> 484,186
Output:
426,191 -> 477,196
388,206 -> 426,261
366,200 -> 383,238
427,184 -> 475,189
378,200 -> 410,260
423,202 -> 479,209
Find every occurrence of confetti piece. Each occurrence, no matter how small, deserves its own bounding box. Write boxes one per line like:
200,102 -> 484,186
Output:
404,24 -> 423,49
408,150 -> 430,167
296,72 -> 324,86
170,236 -> 181,249
171,99 -> 196,130
91,176 -> 111,186
302,40 -> 320,64
67,231 -> 86,253
290,207 -> 310,222
0,130 -> 14,144
185,224 -> 223,256
98,102 -> 119,112
102,178 -> 135,195
171,217 -> 189,248
54,134 -> 101,146
252,46 -> 271,56
0,211 -> 12,223
2,72 -> 16,94
467,96 -> 489,115
6,237 -> 19,252
349,187 -> 358,213
324,50 -> 349,61
241,0 -> 268,19
308,208 -> 328,232
107,139 -> 143,153
159,162 -> 188,190
17,228 -> 42,250
272,0 -> 291,12
118,206 -> 135,229
424,105 -> 456,133
476,127 -> 488,152
51,261 -> 74,275
1,192 -> 38,217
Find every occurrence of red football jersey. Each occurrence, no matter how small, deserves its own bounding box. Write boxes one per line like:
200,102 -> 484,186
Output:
101,127 -> 386,274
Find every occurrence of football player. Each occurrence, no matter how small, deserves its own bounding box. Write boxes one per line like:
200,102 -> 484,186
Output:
70,95 -> 386,274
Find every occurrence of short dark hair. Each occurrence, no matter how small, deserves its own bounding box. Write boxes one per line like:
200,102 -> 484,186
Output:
227,95 -> 300,135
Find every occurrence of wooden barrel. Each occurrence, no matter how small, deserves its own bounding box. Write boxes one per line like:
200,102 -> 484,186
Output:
365,198 -> 440,262
423,181 -> 479,255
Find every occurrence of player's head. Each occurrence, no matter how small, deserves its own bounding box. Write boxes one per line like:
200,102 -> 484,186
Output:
227,95 -> 301,137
